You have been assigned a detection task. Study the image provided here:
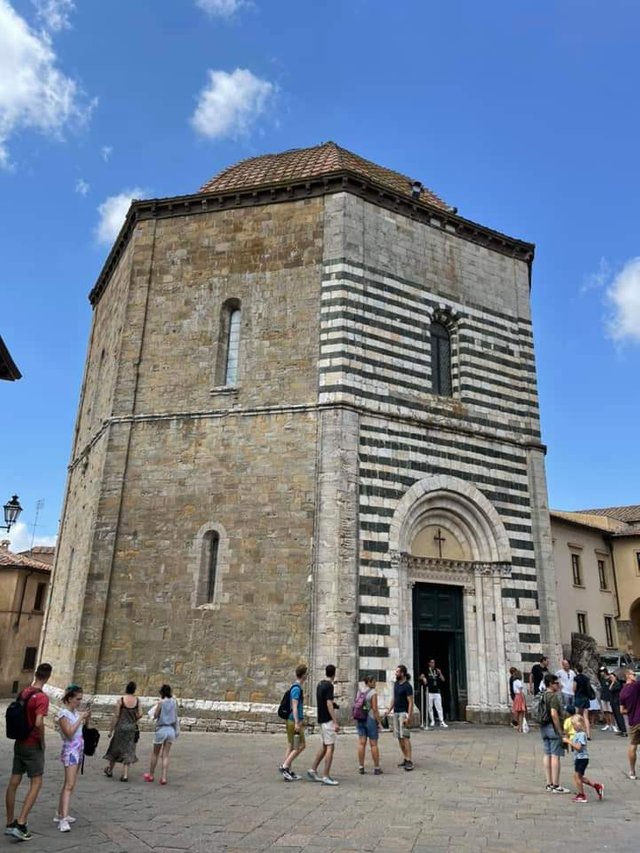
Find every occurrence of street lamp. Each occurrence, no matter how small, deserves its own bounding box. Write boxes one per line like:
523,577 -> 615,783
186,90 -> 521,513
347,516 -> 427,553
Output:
2,495 -> 22,532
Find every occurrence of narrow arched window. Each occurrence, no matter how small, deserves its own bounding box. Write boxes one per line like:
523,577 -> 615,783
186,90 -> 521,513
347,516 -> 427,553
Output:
225,308 -> 241,386
204,531 -> 219,604
216,299 -> 241,387
431,321 -> 452,396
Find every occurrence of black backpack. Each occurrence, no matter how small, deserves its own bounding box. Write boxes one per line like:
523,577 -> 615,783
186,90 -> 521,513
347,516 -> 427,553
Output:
277,684 -> 302,720
5,689 -> 41,741
82,725 -> 100,756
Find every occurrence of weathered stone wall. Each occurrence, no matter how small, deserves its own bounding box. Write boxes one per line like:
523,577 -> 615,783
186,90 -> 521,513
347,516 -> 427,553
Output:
44,197 -> 325,704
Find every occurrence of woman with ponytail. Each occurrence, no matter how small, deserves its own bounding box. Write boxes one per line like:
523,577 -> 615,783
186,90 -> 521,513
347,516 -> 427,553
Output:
55,685 -> 88,832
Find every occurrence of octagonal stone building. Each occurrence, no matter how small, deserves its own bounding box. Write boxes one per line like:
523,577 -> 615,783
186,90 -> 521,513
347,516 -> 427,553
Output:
41,143 -> 561,724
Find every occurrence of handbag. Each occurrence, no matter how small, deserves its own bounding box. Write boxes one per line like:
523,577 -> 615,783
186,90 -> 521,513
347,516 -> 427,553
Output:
521,716 -> 530,734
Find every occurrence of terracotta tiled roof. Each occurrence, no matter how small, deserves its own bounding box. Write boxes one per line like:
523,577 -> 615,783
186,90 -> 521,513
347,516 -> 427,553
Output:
574,505 -> 640,524
0,542 -> 51,572
549,510 -> 623,532
199,142 -> 452,211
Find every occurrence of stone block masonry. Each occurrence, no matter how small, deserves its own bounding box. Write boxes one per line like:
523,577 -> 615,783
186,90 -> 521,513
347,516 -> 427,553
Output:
41,147 -> 560,727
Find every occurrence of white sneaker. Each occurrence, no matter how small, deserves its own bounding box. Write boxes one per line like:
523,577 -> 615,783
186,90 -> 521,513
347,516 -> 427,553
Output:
54,815 -> 76,824
322,776 -> 339,786
601,725 -> 610,731
612,726 -> 620,733
429,723 -> 435,728
59,819 -> 71,833
306,769 -> 321,782
440,722 -> 449,728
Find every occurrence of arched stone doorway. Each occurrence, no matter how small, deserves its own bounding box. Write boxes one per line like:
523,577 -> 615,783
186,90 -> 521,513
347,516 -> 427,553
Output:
389,475 -> 513,722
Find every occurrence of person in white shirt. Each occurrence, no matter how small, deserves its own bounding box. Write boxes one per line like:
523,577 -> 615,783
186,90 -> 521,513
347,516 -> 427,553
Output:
556,659 -> 576,709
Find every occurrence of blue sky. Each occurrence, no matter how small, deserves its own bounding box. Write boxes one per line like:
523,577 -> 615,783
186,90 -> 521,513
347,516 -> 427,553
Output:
1,0 -> 639,549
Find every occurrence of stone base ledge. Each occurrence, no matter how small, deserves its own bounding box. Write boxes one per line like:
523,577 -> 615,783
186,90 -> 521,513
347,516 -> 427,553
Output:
43,687 -> 514,732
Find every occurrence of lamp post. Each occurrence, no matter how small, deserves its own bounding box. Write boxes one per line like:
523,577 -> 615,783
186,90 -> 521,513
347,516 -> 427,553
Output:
1,495 -> 22,532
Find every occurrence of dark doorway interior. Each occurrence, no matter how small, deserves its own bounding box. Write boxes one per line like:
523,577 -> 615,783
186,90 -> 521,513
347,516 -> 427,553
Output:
413,583 -> 467,721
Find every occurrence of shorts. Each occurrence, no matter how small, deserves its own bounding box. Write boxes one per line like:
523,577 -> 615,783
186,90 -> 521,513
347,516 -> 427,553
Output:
12,743 -> 45,778
356,716 -> 379,741
60,742 -> 84,768
540,724 -> 564,757
574,758 -> 589,776
286,720 -> 306,748
600,700 -> 612,713
574,697 -> 590,710
629,724 -> 640,746
320,721 -> 337,746
393,712 -> 410,740
153,725 -> 177,745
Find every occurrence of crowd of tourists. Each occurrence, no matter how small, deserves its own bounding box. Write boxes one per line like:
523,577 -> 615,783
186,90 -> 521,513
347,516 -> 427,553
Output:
508,655 -> 640,803
4,655 -> 638,840
4,664 -> 179,841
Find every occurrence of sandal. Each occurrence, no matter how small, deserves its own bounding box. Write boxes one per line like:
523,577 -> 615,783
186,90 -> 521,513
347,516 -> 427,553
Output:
142,773 -> 154,783
159,779 -> 167,786
104,768 -> 113,778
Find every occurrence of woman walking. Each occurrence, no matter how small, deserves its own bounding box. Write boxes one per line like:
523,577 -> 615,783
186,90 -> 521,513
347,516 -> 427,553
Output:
55,685 -> 88,833
143,685 -> 179,785
103,681 -> 141,781
510,668 -> 527,732
356,676 -> 383,775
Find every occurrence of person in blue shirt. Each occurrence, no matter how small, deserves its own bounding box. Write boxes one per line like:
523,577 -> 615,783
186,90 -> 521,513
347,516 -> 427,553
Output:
280,664 -> 308,782
563,714 -> 604,803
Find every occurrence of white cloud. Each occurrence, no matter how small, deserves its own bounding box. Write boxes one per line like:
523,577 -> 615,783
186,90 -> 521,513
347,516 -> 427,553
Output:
191,68 -> 274,141
32,0 -> 74,32
196,0 -> 245,17
606,257 -> 640,344
1,521 -> 56,555
581,256 -> 610,294
95,187 -> 145,245
0,0 -> 92,168
101,144 -> 112,162
74,177 -> 88,195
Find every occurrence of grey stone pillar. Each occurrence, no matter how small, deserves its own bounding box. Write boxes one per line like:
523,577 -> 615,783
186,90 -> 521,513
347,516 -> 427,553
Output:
311,407 -> 359,704
527,445 -> 562,662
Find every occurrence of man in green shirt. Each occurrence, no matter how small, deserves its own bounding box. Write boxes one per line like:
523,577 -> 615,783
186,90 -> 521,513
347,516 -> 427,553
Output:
540,673 -> 570,793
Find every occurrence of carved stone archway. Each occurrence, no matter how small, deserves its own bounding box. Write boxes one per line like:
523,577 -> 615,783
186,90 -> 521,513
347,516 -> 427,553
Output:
389,475 -> 513,721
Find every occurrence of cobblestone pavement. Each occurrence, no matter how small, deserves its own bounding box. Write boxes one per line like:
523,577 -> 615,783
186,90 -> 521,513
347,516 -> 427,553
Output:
1,724 -> 638,852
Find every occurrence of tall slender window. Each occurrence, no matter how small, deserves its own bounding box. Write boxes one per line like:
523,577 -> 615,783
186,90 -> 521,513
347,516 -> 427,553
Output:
204,531 -> 219,604
431,321 -> 452,396
225,308 -> 241,386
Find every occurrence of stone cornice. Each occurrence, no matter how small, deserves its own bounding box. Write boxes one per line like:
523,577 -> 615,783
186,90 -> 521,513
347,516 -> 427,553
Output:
89,170 -> 535,307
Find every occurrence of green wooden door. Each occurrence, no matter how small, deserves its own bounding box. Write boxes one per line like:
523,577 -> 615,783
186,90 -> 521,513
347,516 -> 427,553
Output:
413,583 -> 467,719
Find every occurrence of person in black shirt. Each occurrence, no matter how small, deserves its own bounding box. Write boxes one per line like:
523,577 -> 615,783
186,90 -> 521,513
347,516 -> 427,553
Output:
529,656 -> 549,696
307,665 -> 340,786
598,667 -> 615,731
424,658 -> 448,728
385,665 -> 414,771
573,664 -> 592,739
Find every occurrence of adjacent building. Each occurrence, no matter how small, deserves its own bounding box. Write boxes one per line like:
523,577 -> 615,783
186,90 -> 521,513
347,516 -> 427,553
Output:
550,506 -> 640,657
0,541 -> 51,696
42,142 -> 560,724
0,335 -> 21,381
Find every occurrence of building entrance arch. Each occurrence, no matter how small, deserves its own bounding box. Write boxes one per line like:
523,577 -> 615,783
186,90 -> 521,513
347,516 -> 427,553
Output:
389,475 -> 514,721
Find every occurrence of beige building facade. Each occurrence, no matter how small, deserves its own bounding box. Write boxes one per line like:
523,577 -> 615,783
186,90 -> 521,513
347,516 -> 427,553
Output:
551,506 -> 640,657
42,143 -> 560,725
0,541 -> 50,696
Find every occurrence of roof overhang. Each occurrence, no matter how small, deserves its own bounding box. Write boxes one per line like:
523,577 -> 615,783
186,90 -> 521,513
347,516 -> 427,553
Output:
89,170 -> 536,307
0,336 -> 22,381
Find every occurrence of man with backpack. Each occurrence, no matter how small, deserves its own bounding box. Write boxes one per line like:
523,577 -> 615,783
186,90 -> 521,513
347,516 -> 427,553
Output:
279,664 -> 307,781
538,672 -> 570,794
4,662 -> 53,841
307,664 -> 340,786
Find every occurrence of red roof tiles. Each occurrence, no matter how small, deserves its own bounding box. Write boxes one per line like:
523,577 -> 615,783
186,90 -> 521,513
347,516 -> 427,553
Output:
0,543 -> 51,572
199,142 -> 451,211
